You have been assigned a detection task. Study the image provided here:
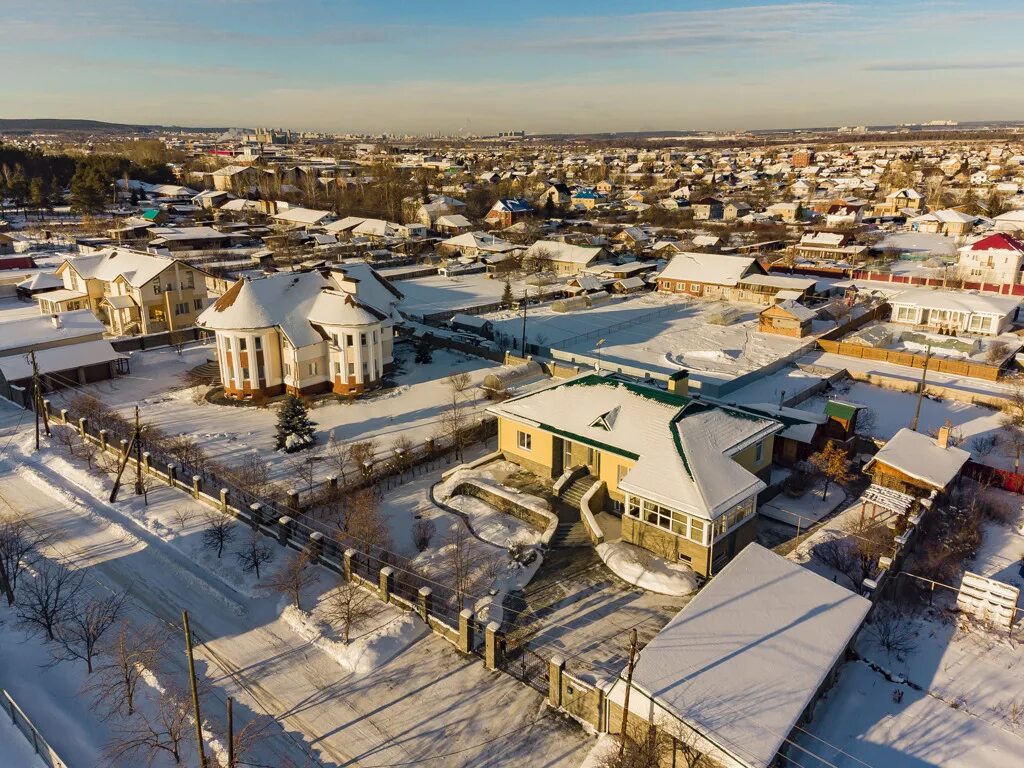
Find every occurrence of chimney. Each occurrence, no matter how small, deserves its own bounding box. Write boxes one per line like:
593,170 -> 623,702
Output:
51,313 -> 62,329
667,369 -> 689,397
936,424 -> 952,449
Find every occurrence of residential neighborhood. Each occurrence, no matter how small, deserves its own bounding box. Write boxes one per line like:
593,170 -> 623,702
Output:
2,3 -> 1024,768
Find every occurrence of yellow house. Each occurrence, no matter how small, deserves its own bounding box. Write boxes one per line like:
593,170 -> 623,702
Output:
488,372 -> 781,576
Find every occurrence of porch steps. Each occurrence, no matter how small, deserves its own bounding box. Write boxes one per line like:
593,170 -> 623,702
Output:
191,359 -> 221,386
552,475 -> 598,548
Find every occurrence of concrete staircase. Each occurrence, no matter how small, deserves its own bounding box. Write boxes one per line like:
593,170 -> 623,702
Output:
191,359 -> 222,386
552,475 -> 597,548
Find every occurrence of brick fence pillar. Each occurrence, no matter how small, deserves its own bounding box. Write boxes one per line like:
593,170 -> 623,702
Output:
219,487 -> 229,514
485,621 -> 501,670
458,609 -> 475,654
325,475 -> 338,491
343,548 -> 355,582
119,438 -> 129,457
277,516 -> 293,547
78,417 -> 88,438
548,656 -> 565,708
249,502 -> 263,529
379,566 -> 395,602
417,587 -> 432,623
142,451 -> 151,474
98,429 -> 108,451
42,400 -> 52,421
191,475 -> 202,498
59,408 -> 69,424
287,489 -> 300,512
166,463 -> 177,486
308,531 -> 324,562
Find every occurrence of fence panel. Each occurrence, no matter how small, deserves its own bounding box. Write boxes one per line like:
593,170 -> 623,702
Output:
3,690 -> 69,768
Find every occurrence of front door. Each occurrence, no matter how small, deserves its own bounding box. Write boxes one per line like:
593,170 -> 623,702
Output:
587,447 -> 601,476
563,440 -> 573,471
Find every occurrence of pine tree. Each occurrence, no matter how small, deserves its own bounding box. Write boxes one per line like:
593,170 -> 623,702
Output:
28,177 -> 46,220
9,165 -> 28,213
502,279 -> 514,308
275,395 -> 317,452
413,338 -> 433,365
69,166 -> 108,215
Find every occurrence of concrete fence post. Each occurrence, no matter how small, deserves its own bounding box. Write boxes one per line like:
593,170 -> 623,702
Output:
141,451 -> 151,474
277,516 -> 293,547
98,429 -> 108,451
417,587 -> 432,623
287,489 -> 300,512
42,400 -> 51,420
308,531 -> 324,562
119,438 -> 129,457
343,548 -> 355,582
219,487 -> 229,514
191,475 -> 202,499
458,609 -> 475,654
325,475 -> 338,490
59,408 -> 69,424
249,502 -> 263,529
78,417 -> 88,438
166,463 -> 177,487
595,687 -> 607,733
548,656 -> 565,708
485,621 -> 502,670
379,566 -> 395,602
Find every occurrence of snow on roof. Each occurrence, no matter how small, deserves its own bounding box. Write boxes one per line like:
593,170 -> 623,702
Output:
865,427 -> 970,489
910,209 -> 979,224
148,226 -> 228,242
0,339 -> 123,381
800,231 -> 846,246
488,374 -> 780,518
435,214 -> 473,228
323,216 -> 367,234
58,248 -> 181,288
629,544 -> 870,768
16,272 -> 63,291
889,286 -> 1019,316
0,309 -> 105,354
441,231 -> 517,252
740,273 -> 816,291
525,240 -> 604,265
658,252 -> 757,286
331,262 -> 404,315
764,299 -> 817,321
272,207 -> 333,225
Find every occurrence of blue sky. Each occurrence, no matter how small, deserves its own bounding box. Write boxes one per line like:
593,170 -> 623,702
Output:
4,0 -> 1022,133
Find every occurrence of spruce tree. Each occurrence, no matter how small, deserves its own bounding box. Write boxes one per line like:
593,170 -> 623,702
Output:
275,395 -> 317,452
502,279 -> 514,308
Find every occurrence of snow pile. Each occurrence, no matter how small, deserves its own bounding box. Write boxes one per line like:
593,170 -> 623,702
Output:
445,494 -> 544,548
282,605 -> 427,675
596,541 -> 698,596
473,548 -> 544,626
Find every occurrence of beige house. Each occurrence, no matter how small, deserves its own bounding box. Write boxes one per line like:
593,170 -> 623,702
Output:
197,265 -> 403,399
488,372 -> 781,576
524,240 -> 608,276
908,209 -> 978,237
873,187 -> 924,217
44,248 -> 211,336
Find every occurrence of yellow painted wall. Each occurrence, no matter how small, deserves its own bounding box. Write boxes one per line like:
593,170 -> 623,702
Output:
732,434 -> 774,475
498,419 -> 557,479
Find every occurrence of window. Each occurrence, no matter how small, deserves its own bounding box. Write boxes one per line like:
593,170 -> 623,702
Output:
241,367 -> 249,380
239,338 -> 247,351
346,334 -> 353,346
148,306 -> 165,322
333,334 -> 341,347
372,330 -> 378,344
174,302 -> 188,316
334,362 -> 342,375
153,283 -> 162,295
308,362 -> 318,376
362,362 -> 368,378
224,337 -> 232,351
517,431 -> 532,450
193,298 -> 204,311
348,363 -> 355,376
360,333 -> 367,346
254,337 -> 262,351
283,363 -> 292,377
754,440 -> 763,463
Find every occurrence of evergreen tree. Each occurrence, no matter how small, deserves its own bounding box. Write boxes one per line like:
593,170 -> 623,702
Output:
46,177 -> 61,215
28,177 -> 46,220
69,166 -> 108,215
502,279 -> 514,308
414,338 -> 433,365
275,395 -> 317,452
8,165 -> 28,213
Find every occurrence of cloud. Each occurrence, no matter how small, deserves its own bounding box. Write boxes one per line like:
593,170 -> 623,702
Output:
866,59 -> 1024,72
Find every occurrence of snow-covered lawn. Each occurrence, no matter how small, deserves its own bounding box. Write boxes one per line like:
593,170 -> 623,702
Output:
796,492 -> 1024,767
54,340 -> 520,485
397,272 -> 544,317
760,482 -> 848,527
0,708 -> 48,768
595,540 -> 698,596
802,380 -> 1007,469
482,292 -> 809,385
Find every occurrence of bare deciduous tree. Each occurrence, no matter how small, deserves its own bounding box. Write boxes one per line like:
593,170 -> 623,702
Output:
85,620 -> 166,718
350,440 -> 377,480
170,505 -> 196,531
264,551 -> 318,610
871,602 -> 918,659
444,524 -> 473,609
56,590 -> 126,673
202,513 -> 234,559
324,431 -> 352,483
17,559 -> 84,640
322,580 -> 377,643
808,442 -> 853,500
0,514 -> 42,605
236,530 -> 274,580
105,685 -> 194,766
440,372 -> 473,462
344,488 -> 392,557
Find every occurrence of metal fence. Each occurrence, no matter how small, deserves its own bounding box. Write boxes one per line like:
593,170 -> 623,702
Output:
3,690 -> 69,768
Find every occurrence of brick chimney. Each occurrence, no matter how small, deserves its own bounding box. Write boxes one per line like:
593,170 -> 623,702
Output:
936,424 -> 952,449
51,313 -> 62,329
667,369 -> 689,397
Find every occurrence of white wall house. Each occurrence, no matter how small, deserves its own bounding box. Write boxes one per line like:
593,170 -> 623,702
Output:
957,233 -> 1024,285
888,287 -> 1019,336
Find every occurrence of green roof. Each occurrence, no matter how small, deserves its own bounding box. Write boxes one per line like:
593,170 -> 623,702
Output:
825,401 -> 860,421
142,209 -> 161,220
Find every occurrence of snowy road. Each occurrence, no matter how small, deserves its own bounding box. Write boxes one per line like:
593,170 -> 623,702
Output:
0,406 -> 590,768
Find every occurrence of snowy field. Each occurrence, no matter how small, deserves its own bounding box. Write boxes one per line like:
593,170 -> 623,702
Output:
875,231 -> 959,258
0,404 -> 593,767
482,292 -> 809,384
397,273 -> 543,317
802,380 -> 1007,469
797,497 -> 1024,767
53,339 -> 529,484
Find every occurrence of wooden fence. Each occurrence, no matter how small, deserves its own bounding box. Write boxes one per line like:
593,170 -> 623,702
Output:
816,339 -> 1003,381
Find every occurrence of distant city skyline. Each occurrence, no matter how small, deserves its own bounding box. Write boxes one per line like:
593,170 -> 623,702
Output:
5,0 -> 1022,134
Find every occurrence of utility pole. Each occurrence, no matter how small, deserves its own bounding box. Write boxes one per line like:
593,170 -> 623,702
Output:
182,611 -> 208,768
595,338 -> 605,371
910,344 -> 932,432
30,351 -> 41,450
227,697 -> 234,768
618,628 -> 639,758
520,287 -> 529,354
133,406 -> 143,496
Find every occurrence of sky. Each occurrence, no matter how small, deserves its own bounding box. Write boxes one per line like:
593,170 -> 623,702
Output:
3,0 -> 1023,135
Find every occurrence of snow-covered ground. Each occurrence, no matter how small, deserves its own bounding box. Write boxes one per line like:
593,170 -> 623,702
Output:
802,379 -> 1007,469
760,482 -> 848,527
875,231 -> 959,257
397,272 -> 544,317
53,340 -> 528,485
796,491 -> 1024,767
0,404 -> 592,767
595,540 -> 698,596
482,292 -> 809,384
0,708 -> 48,768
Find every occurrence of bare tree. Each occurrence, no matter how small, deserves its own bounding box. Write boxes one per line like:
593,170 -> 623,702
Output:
236,530 -> 274,580
170,505 -> 196,531
264,551 -> 319,610
322,580 -> 377,643
343,488 -> 392,557
105,685 -> 194,766
388,434 -> 415,478
350,440 -> 377,480
324,431 -> 352,483
444,524 -> 473,609
0,514 -> 42,605
85,620 -> 166,718
411,518 -> 436,553
202,513 -> 234,559
440,372 -> 473,462
1000,374 -> 1024,473
871,602 -> 918,659
286,442 -> 323,495
56,591 -> 127,673
17,559 -> 84,640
